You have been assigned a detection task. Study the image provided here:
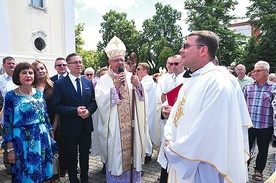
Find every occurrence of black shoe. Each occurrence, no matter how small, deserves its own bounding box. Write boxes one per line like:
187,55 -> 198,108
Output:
272,135 -> 276,147
101,164 -> 106,174
145,155 -> 152,164
141,170 -> 144,177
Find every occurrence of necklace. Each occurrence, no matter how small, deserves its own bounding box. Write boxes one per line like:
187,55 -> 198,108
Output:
18,87 -> 32,99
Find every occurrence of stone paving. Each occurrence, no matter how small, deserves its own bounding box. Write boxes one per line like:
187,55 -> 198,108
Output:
0,143 -> 275,183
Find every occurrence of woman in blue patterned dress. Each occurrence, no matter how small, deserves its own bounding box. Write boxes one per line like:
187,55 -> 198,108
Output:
3,62 -> 54,183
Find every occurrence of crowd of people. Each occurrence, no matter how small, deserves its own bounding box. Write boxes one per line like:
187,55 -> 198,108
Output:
0,30 -> 276,183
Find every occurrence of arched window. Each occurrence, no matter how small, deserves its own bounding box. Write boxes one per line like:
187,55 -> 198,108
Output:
32,30 -> 47,52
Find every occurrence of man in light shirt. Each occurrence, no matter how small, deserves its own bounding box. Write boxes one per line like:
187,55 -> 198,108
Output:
236,64 -> 254,89
0,56 -> 17,175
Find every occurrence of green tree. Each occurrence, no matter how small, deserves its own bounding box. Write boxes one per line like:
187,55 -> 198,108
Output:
97,10 -> 140,57
75,23 -> 100,71
184,0 -> 246,66
157,46 -> 175,70
241,37 -> 259,72
75,23 -> 85,53
246,0 -> 276,72
141,3 -> 183,73
78,49 -> 100,71
138,44 -> 151,65
96,4 -> 184,73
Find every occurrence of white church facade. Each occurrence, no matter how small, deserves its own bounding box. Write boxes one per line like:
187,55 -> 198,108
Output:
0,0 -> 75,76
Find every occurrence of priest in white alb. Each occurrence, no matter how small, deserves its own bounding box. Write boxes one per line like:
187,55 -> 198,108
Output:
163,30 -> 252,182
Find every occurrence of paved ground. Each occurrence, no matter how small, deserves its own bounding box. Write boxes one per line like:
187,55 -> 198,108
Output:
0,143 -> 275,183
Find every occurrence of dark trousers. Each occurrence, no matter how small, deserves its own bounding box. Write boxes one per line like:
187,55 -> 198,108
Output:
160,167 -> 168,183
63,123 -> 91,183
55,130 -> 67,176
248,126 -> 273,173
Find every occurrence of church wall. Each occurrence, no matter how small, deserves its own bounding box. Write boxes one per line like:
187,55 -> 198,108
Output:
0,0 -> 75,76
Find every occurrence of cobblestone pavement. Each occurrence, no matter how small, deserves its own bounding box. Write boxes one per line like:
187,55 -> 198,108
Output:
0,144 -> 275,183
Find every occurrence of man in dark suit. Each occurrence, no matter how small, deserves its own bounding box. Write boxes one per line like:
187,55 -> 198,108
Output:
50,57 -> 69,176
52,53 -> 97,183
50,57 -> 68,82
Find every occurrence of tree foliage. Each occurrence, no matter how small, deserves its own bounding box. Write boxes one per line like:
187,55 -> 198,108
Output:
241,37 -> 259,72
95,4 -> 183,73
141,3 -> 183,73
75,23 -> 99,71
95,10 -> 141,68
184,0 -> 246,66
98,10 -> 140,55
75,23 -> 85,53
246,0 -> 276,72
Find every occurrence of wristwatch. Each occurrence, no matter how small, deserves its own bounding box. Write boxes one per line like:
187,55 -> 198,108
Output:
6,148 -> 14,153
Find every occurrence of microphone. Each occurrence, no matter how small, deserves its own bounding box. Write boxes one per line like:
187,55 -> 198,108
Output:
118,67 -> 125,86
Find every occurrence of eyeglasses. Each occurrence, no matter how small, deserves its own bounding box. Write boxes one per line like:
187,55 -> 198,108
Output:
167,62 -> 181,66
182,43 -> 205,49
86,74 -> 93,76
109,59 -> 125,63
55,64 -> 67,67
252,69 -> 266,73
68,61 -> 82,65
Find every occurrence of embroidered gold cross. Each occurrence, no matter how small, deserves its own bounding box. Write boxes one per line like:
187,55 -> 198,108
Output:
173,98 -> 185,127
113,37 -> 119,48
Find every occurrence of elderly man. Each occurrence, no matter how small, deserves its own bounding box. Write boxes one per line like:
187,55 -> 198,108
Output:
236,64 -> 254,89
95,36 -> 150,183
84,67 -> 95,81
243,61 -> 276,181
163,30 -> 251,182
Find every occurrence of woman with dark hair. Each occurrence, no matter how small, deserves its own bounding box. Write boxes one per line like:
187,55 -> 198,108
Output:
3,62 -> 54,183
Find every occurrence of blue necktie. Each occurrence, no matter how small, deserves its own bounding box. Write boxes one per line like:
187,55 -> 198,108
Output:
59,75 -> 63,79
76,78 -> 81,96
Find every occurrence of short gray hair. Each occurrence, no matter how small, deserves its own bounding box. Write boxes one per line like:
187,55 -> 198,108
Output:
236,64 -> 246,70
254,60 -> 270,71
84,67 -> 95,74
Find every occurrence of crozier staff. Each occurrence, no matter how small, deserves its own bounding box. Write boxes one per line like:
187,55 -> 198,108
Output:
95,36 -> 151,183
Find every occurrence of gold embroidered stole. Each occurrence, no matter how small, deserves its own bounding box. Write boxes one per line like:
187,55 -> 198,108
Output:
108,69 -> 132,171
173,90 -> 186,128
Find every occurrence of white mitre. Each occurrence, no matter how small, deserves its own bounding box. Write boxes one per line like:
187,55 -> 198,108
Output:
104,36 -> 126,58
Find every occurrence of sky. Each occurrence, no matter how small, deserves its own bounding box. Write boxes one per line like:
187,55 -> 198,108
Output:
74,0 -> 250,50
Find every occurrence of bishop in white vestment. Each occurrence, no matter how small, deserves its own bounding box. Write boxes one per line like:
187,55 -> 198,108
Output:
95,36 -> 149,183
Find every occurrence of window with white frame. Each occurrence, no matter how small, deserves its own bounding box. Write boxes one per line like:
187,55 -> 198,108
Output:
32,30 -> 47,52
29,0 -> 47,9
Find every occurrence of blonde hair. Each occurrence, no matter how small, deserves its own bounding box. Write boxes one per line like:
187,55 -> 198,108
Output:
32,60 -> 53,88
